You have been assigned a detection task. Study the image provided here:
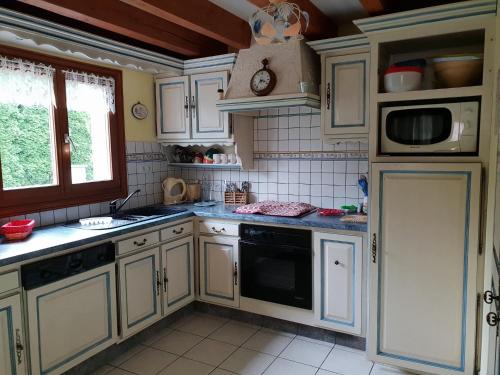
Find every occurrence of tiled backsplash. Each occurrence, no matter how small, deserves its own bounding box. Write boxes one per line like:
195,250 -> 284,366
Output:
2,107 -> 369,227
168,107 -> 368,208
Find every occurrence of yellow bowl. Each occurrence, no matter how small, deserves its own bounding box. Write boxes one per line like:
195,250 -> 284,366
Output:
433,59 -> 483,88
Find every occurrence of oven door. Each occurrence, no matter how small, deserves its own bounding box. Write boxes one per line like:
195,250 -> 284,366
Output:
380,103 -> 461,154
240,240 -> 312,310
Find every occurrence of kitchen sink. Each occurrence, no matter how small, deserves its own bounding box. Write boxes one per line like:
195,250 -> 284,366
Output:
65,205 -> 188,230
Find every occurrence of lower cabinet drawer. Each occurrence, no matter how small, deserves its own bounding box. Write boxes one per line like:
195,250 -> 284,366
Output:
199,220 -> 239,236
160,221 -> 193,242
117,231 -> 160,255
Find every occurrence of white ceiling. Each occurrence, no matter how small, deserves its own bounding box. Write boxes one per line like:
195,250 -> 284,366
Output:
208,0 -> 368,23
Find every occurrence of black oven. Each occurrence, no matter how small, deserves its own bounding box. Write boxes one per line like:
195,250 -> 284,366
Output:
239,224 -> 312,310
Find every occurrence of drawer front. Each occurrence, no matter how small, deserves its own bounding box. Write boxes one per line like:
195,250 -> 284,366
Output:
0,271 -> 19,295
199,221 -> 239,236
160,221 -> 193,242
117,231 -> 160,255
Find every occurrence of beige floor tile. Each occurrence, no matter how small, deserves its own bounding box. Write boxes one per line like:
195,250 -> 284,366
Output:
142,327 -> 172,346
150,330 -> 203,355
316,370 -> 335,375
158,357 -> 215,375
105,369 -> 136,375
176,313 -> 228,337
371,363 -> 417,374
220,347 -> 275,375
242,330 -> 293,356
184,338 -> 237,366
294,335 -> 335,348
109,344 -> 146,366
209,321 -> 260,346
210,369 -> 238,375
90,365 -> 114,375
118,347 -> 178,375
321,347 -> 373,375
262,358 -> 317,375
279,338 -> 331,367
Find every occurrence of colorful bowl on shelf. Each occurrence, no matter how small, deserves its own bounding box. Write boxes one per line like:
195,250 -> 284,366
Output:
384,66 -> 424,93
1,219 -> 35,240
432,55 -> 483,88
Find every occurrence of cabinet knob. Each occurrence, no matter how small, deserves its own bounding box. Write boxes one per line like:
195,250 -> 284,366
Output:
334,260 -> 340,265
484,290 -> 500,304
486,312 -> 500,326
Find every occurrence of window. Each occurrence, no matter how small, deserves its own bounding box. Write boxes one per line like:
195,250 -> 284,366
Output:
0,46 -> 126,217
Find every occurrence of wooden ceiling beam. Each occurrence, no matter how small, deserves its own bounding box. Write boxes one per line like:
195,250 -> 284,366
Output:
359,0 -> 387,14
247,0 -> 336,40
16,0 -> 226,57
119,0 -> 251,50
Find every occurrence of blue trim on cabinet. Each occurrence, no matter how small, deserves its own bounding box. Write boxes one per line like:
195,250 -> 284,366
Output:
165,240 -> 192,307
159,81 -> 189,135
376,170 -> 472,372
0,305 -> 16,375
203,241 -> 235,301
36,271 -> 113,375
330,60 -> 366,129
320,239 -> 356,327
124,254 -> 158,329
194,77 -> 225,134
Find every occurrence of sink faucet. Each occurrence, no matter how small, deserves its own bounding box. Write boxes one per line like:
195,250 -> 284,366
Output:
109,189 -> 141,215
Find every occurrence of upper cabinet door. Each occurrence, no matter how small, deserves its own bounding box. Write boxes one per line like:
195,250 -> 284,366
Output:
156,76 -> 190,140
161,236 -> 195,315
190,71 -> 229,139
0,294 -> 27,375
368,163 -> 481,375
324,53 -> 369,136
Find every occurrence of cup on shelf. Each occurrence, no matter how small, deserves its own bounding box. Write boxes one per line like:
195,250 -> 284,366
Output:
213,154 -> 222,164
228,154 -> 237,164
220,154 -> 228,164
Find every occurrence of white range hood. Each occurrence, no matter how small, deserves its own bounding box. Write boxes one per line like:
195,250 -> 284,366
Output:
217,39 -> 320,115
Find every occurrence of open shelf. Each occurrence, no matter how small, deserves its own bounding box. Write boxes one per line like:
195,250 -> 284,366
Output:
168,163 -> 242,169
376,85 -> 484,103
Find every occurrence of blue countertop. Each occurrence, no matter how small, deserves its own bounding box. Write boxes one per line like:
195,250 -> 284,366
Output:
0,203 -> 366,267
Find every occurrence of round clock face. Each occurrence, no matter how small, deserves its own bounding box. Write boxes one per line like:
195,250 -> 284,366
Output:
250,68 -> 276,96
131,102 -> 148,120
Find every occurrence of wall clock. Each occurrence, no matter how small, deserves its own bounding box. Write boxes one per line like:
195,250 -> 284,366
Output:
250,58 -> 277,96
131,101 -> 148,120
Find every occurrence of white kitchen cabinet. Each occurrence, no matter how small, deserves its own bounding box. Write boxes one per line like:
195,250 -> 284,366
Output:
119,247 -> 162,339
314,232 -> 363,335
323,53 -> 369,140
156,76 -> 190,140
199,235 -> 239,308
191,71 -> 229,139
0,294 -> 26,375
368,163 -> 481,375
27,264 -> 117,375
155,71 -> 229,142
161,236 -> 195,315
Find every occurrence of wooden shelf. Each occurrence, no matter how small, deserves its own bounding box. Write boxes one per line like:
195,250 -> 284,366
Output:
168,163 -> 242,169
376,86 -> 484,103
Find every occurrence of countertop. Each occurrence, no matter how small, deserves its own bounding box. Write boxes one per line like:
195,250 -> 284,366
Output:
0,203 -> 367,267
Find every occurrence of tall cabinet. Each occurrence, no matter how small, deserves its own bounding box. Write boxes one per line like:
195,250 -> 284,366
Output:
368,163 -> 481,375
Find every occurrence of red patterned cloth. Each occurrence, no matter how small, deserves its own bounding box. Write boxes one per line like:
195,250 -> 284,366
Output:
234,201 -> 315,217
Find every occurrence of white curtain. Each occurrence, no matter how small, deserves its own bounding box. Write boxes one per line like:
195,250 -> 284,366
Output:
0,56 -> 55,107
64,70 -> 115,113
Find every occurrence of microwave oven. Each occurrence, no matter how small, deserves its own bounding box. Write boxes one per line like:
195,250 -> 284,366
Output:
379,98 -> 480,155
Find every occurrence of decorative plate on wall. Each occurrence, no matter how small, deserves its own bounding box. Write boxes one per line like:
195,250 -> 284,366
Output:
131,101 -> 148,120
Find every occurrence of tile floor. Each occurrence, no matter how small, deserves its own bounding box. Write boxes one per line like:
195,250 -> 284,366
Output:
92,312 -> 415,375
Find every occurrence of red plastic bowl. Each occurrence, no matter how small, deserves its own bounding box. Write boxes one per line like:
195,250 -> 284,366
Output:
318,209 -> 344,216
1,219 -> 35,240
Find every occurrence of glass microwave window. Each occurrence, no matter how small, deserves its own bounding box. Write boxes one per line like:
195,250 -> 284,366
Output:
386,108 -> 452,145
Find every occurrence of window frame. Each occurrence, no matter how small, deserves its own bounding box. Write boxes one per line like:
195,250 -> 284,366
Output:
0,45 -> 127,217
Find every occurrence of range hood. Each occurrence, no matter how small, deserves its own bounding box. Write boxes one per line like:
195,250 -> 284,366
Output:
217,39 -> 320,115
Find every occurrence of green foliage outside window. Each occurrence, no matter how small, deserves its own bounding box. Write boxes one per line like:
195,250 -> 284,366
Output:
0,104 -> 93,189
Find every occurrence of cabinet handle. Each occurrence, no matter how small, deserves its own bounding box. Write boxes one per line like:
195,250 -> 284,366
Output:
163,267 -> 168,292
191,96 -> 196,118
184,96 -> 189,118
212,227 -> 226,234
484,290 -> 500,304
334,260 -> 340,265
326,82 -> 331,110
156,271 -> 161,296
134,239 -> 147,247
15,329 -> 23,365
173,227 -> 184,235
234,262 -> 238,286
371,233 -> 377,263
486,312 -> 500,326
